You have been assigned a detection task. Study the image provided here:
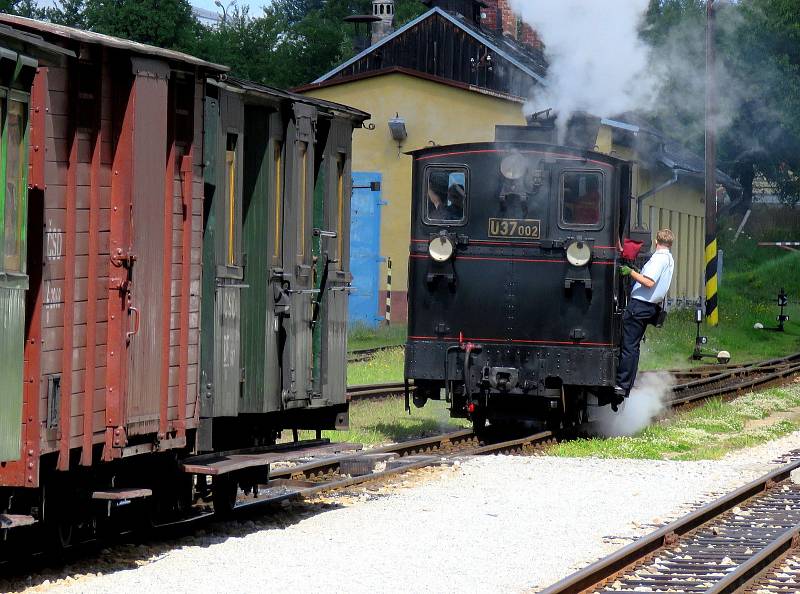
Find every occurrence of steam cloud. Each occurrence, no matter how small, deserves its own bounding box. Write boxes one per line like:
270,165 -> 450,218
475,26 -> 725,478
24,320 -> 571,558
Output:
509,0 -> 655,124
594,372 -> 674,437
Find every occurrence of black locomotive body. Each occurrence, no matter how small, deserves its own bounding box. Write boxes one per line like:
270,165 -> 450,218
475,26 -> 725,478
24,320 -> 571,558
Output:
405,135 -> 635,427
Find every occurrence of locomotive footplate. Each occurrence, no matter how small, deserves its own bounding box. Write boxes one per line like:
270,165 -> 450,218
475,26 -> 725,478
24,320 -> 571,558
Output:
406,340 -> 617,396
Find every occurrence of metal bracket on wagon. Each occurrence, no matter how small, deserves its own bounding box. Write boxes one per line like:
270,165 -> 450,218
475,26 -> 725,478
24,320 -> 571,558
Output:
110,248 -> 137,268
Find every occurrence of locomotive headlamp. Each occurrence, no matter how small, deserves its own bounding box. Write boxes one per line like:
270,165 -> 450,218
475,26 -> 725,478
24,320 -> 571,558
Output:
566,240 -> 592,267
500,153 -> 527,180
429,235 -> 454,262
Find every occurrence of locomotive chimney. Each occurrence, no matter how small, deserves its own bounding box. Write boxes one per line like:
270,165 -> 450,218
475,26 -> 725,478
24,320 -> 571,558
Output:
495,109 -> 557,144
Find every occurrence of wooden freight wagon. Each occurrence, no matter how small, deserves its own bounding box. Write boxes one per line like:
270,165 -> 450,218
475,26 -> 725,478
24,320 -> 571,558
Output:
198,78 -> 367,451
0,15 -> 228,489
0,16 -> 369,538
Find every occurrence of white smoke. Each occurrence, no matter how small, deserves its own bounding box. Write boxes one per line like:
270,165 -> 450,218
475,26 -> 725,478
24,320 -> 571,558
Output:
509,0 -> 655,125
594,372 -> 674,437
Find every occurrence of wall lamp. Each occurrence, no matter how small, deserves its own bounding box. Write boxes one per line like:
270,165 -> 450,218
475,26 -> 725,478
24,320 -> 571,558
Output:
388,113 -> 407,155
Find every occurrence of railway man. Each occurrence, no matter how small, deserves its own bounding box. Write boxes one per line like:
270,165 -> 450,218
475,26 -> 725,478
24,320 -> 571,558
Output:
614,229 -> 675,405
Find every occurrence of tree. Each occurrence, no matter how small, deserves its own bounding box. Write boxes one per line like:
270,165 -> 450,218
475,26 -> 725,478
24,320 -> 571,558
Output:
643,0 -> 800,209
194,0 -> 424,89
82,0 -> 197,51
45,0 -> 87,28
0,0 -> 46,18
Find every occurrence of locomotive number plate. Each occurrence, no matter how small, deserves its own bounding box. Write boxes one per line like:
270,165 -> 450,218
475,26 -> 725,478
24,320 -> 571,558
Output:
487,218 -> 541,239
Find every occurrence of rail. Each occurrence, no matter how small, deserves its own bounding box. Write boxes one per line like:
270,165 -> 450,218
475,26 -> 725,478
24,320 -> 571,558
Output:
538,457 -> 800,594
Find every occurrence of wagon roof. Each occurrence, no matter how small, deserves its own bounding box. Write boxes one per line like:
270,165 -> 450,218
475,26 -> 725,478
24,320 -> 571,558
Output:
0,14 -> 228,72
409,141 -> 626,166
0,23 -> 76,57
221,76 -> 371,122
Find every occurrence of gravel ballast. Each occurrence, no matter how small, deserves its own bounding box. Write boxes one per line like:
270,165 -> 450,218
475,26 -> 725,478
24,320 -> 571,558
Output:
9,430 -> 800,594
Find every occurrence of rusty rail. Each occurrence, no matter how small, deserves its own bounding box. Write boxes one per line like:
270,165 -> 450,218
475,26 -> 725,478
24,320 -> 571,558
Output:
538,459 -> 800,594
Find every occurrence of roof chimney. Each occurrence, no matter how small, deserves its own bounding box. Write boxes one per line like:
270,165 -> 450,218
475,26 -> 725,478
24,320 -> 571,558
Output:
372,0 -> 395,44
479,0 -> 541,49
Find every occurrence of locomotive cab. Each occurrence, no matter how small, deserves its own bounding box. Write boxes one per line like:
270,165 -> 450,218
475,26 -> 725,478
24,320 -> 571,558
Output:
405,136 -> 632,428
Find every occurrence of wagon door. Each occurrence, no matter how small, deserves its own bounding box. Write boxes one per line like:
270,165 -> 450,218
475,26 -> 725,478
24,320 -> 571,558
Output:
125,59 -> 170,434
315,120 -> 353,409
200,91 -> 244,419
281,104 -> 316,409
0,89 -> 31,461
240,108 -> 284,414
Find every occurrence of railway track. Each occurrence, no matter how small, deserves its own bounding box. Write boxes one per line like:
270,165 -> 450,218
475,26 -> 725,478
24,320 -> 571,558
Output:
347,353 -> 800,405
347,345 -> 404,363
5,354 -> 800,573
235,426 -> 556,510
539,455 -> 800,594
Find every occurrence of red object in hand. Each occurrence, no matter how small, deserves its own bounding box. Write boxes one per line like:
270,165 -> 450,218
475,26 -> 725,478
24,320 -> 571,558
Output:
622,238 -> 644,262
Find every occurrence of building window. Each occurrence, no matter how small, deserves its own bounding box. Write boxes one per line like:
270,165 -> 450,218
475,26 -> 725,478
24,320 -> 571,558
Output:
424,167 -> 467,226
561,170 -> 603,228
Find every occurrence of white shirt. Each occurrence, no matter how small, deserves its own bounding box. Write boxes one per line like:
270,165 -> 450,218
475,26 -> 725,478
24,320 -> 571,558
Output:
631,248 -> 674,304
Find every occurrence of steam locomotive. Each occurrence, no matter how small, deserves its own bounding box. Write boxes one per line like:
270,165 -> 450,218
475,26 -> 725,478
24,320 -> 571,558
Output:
404,121 -> 647,429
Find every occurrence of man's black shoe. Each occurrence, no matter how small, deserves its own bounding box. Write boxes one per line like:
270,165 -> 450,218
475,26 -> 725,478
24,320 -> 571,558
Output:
611,386 -> 626,412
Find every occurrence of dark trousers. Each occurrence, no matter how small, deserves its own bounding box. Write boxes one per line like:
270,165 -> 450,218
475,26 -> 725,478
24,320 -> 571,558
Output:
616,298 -> 659,394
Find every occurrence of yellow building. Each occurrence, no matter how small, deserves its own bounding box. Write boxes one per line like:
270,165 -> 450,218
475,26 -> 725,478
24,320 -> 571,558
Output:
302,69 -> 530,322
298,0 -> 737,322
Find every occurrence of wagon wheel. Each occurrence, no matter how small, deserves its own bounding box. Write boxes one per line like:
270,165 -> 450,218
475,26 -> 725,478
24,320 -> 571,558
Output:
212,475 -> 238,516
42,486 -> 77,551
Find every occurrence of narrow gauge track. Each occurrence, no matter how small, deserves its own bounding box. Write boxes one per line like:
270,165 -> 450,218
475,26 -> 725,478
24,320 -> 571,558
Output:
0,428 -> 557,568
346,353 -> 800,405
238,427 -> 556,510
538,457 -> 800,594
347,344 -> 405,363
4,354 -> 800,571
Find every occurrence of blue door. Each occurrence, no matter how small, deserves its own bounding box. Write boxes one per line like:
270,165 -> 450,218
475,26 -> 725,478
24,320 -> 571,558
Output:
349,172 -> 383,327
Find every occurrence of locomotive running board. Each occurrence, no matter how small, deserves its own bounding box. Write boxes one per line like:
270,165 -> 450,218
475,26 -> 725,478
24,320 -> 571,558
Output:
180,440 -> 363,476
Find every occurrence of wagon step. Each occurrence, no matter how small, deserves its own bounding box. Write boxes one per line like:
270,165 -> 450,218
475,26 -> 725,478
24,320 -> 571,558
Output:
181,441 -> 363,476
0,514 -> 37,529
91,487 -> 153,501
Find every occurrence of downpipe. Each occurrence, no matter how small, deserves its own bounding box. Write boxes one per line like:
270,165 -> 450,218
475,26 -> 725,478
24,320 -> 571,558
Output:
636,168 -> 680,227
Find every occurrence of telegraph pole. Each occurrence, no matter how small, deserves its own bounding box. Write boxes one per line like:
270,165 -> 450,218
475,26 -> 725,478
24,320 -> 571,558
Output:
704,0 -> 720,326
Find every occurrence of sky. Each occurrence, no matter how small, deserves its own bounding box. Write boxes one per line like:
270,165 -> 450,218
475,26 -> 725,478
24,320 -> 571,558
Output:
191,0 -> 270,16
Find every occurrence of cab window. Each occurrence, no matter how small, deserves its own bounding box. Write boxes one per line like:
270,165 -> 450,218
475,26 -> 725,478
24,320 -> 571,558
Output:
561,171 -> 603,228
424,167 -> 467,225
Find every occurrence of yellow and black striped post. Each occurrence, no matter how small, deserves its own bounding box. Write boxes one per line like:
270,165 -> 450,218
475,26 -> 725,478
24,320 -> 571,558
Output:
704,0 -> 719,326
704,237 -> 719,326
385,257 -> 392,325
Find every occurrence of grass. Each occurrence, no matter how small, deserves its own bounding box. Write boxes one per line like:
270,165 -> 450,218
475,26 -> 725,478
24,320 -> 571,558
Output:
347,347 -> 405,385
348,323 -> 407,352
638,213 -> 800,370
341,207 -> 800,453
550,383 -> 800,460
302,397 -> 470,446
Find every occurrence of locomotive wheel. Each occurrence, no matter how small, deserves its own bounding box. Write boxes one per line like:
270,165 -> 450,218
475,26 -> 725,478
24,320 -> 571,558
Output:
472,413 -> 488,439
212,475 -> 238,516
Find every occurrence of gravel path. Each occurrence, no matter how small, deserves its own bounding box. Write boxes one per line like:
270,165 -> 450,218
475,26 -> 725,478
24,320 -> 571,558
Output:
8,430 -> 800,594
